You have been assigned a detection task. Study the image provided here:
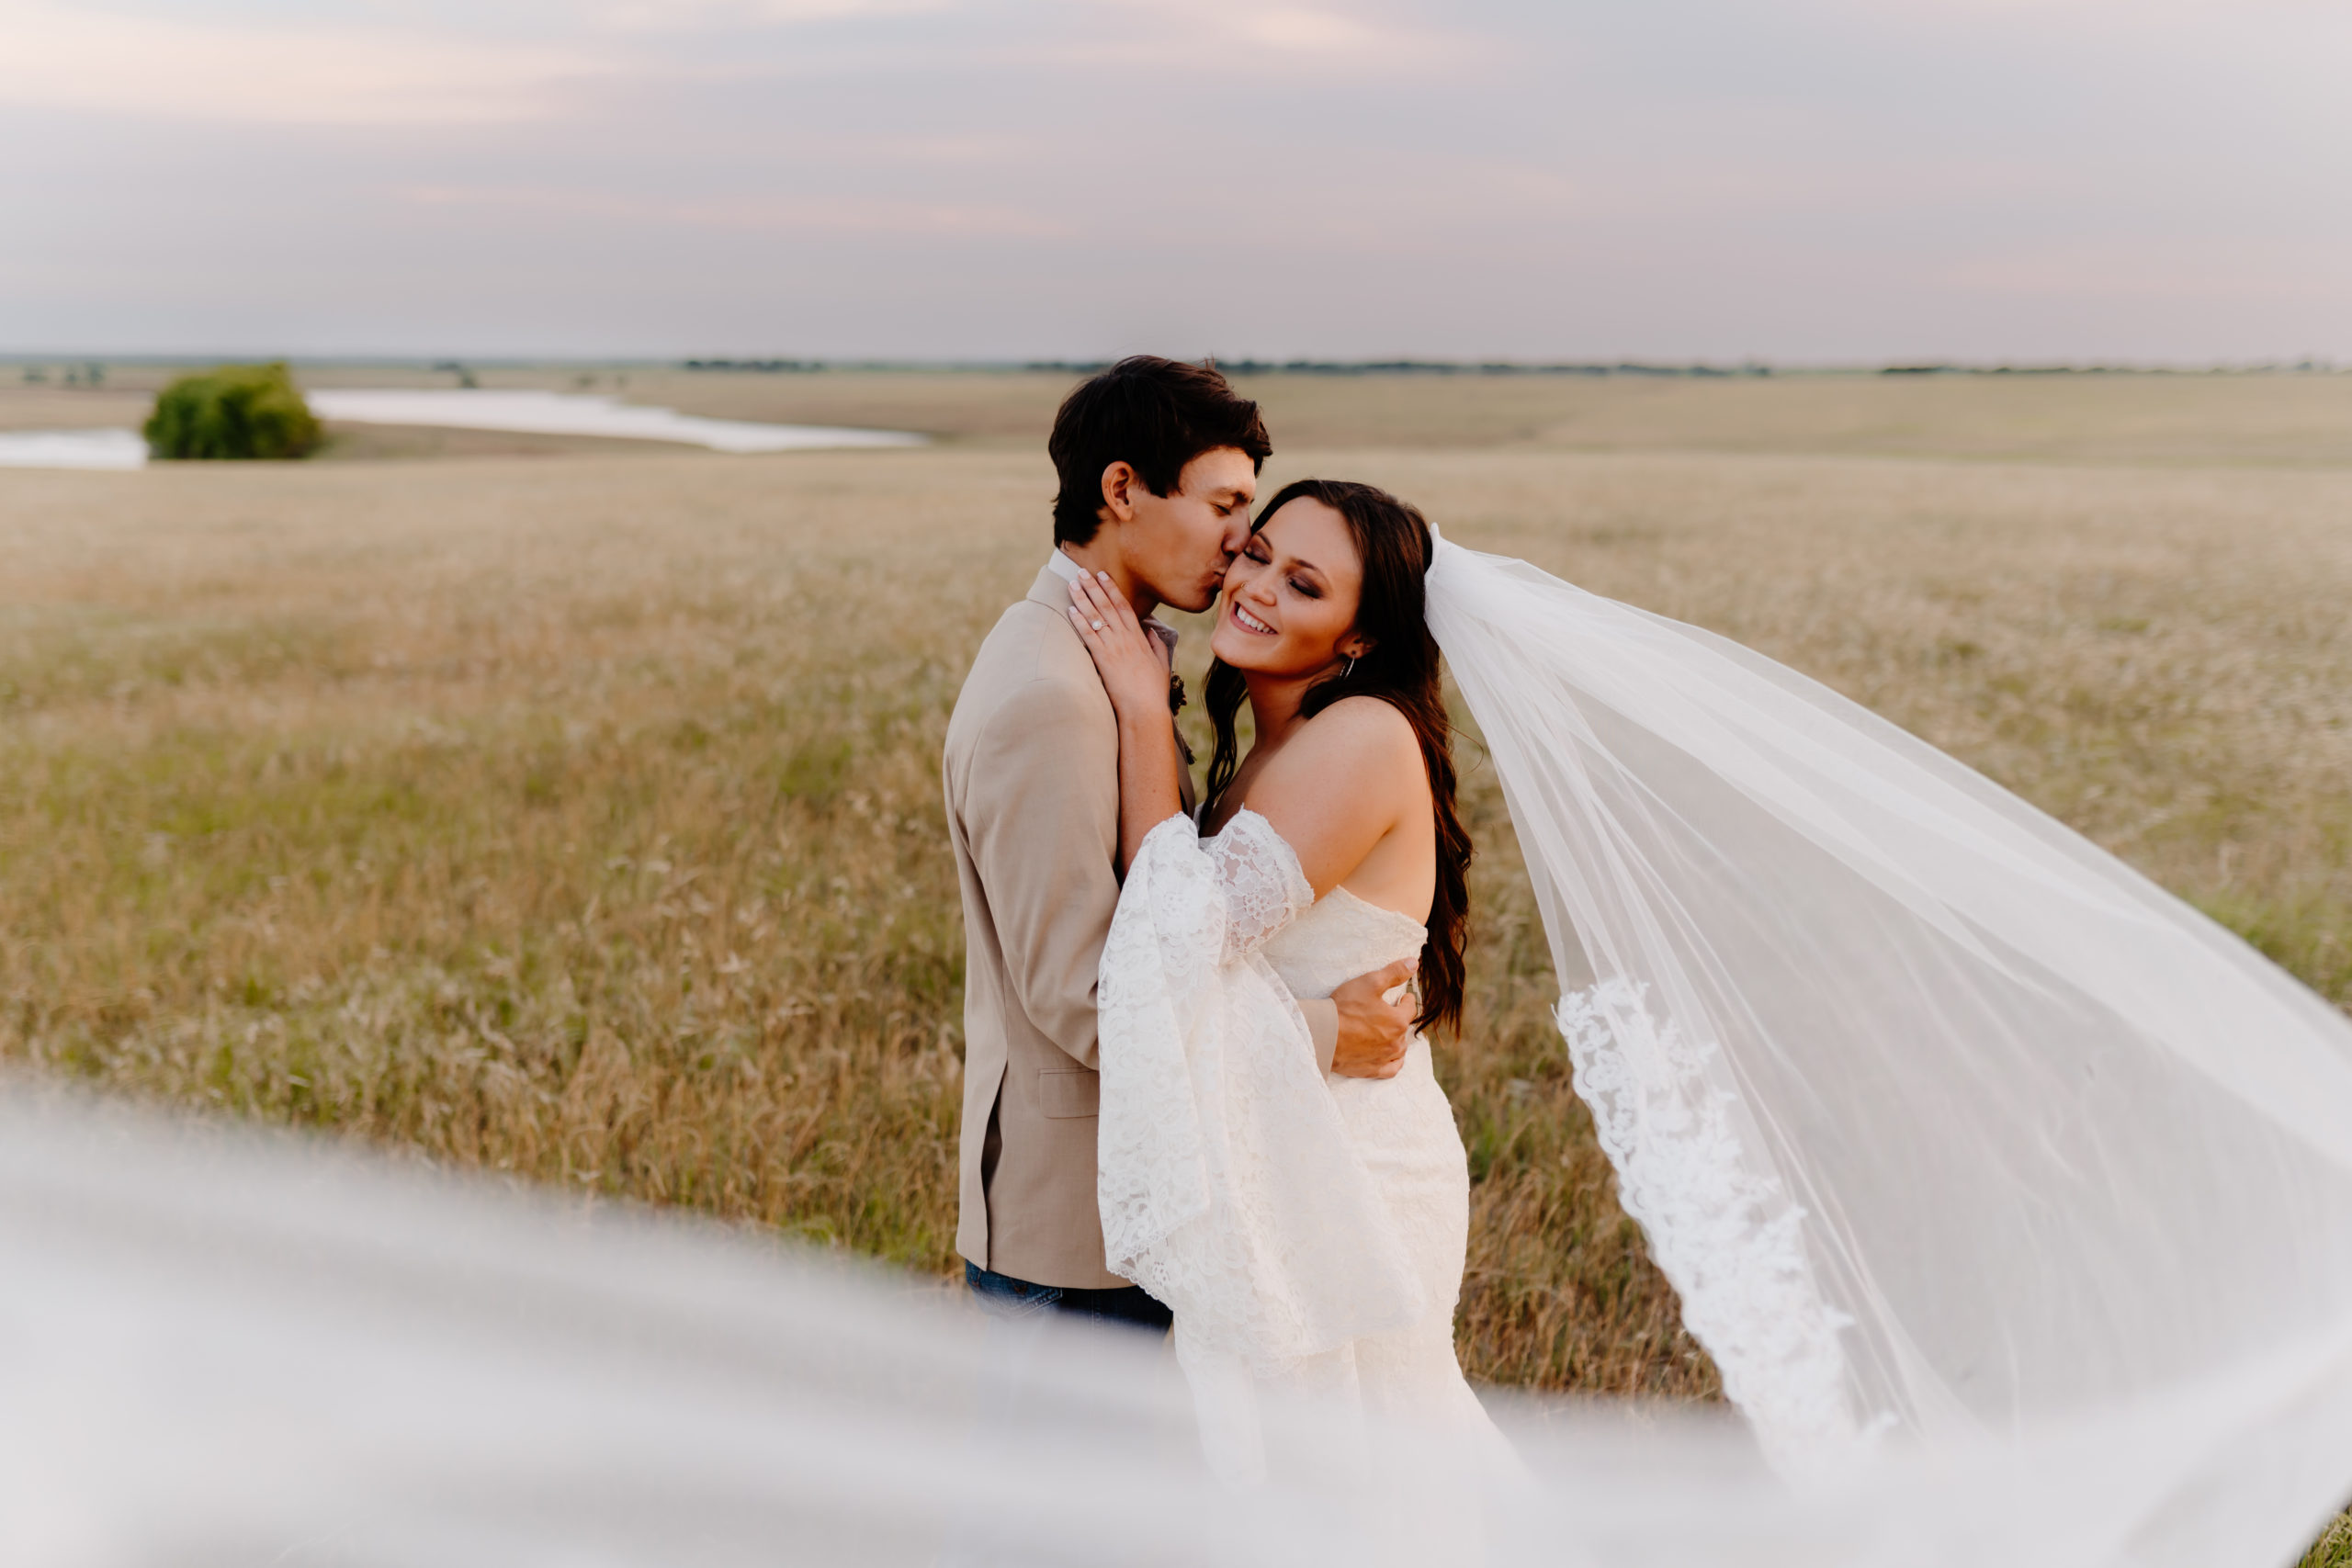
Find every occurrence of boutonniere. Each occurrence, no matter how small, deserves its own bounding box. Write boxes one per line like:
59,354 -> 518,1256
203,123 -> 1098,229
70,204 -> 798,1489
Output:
1170,673 -> 1194,765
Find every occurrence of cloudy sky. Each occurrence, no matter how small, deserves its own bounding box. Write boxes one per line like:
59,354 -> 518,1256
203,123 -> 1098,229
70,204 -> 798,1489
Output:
3,0 -> 2346,363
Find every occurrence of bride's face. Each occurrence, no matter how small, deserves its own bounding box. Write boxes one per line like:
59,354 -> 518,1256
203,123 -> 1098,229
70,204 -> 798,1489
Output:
1209,497 -> 1366,679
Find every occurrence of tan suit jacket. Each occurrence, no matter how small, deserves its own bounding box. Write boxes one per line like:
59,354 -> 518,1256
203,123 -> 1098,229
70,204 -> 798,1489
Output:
944,563 -> 1336,1288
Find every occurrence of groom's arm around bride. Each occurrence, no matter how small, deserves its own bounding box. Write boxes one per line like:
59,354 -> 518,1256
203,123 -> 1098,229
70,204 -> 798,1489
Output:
943,356 -> 1417,1325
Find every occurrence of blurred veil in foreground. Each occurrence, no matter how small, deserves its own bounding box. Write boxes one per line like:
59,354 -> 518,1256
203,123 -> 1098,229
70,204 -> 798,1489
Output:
8,536 -> 2352,1567
0,1084 -> 1744,1568
3,1080 -> 2345,1568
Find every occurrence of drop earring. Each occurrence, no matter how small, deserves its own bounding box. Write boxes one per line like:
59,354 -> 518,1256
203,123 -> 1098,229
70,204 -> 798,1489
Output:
1342,654 -> 1357,679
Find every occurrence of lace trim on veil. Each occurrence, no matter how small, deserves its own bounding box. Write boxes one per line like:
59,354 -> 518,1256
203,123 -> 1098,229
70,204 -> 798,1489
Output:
1557,978 -> 1862,1467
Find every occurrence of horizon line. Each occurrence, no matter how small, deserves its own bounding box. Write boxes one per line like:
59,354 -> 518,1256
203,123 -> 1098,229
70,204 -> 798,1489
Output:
6,354 -> 2346,378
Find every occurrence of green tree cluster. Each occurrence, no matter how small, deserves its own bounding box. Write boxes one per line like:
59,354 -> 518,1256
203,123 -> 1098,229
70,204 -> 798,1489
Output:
144,362 -> 322,460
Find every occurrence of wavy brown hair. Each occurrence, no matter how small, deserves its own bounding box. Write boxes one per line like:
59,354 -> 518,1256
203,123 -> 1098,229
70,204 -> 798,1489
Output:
1203,479 -> 1473,1035
1046,355 -> 1272,547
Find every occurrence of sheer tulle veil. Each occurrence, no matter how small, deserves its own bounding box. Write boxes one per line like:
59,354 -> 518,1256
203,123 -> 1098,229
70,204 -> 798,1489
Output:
9,533 -> 2352,1565
1422,526 -> 2352,1526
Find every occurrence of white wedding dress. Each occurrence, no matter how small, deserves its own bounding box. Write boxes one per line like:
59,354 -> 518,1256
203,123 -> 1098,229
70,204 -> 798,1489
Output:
1094,808 -> 1497,1483
1266,877 -> 1489,1436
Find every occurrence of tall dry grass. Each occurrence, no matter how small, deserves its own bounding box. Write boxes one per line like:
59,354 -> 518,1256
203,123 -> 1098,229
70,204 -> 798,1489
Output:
6,377 -> 2352,1419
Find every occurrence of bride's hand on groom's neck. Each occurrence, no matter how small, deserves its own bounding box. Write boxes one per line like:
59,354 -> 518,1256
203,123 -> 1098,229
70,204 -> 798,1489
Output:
1069,570 -> 1186,874
1067,570 -> 1174,719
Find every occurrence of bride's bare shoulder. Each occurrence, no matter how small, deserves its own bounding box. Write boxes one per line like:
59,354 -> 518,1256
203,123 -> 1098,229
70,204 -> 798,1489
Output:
1242,696 -> 1427,890
1261,696 -> 1422,794
1306,693 -> 1417,743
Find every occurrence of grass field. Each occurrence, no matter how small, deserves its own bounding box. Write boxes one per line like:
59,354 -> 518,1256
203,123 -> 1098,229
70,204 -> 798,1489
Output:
6,370 -> 2352,1456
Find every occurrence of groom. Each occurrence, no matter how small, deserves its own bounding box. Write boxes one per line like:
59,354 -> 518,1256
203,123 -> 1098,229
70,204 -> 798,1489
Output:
944,355 -> 1419,1330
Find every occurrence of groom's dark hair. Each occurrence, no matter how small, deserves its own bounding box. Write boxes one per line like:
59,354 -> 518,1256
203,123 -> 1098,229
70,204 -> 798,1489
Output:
1048,356 -> 1272,547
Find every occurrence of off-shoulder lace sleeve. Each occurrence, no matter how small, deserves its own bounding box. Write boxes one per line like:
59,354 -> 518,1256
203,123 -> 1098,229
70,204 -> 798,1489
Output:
1201,808 -> 1315,963
1096,811 -> 1424,1393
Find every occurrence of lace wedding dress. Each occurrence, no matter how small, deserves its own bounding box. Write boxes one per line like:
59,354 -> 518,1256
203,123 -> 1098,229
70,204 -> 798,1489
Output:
1094,808 -> 1497,1483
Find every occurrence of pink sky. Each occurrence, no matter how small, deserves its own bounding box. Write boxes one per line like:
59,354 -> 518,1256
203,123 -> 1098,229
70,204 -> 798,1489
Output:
2,0 -> 2346,363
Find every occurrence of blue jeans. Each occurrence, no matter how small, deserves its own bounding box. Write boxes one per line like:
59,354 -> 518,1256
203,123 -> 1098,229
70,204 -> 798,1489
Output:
964,1260 -> 1172,1333
940,1266 -> 1176,1565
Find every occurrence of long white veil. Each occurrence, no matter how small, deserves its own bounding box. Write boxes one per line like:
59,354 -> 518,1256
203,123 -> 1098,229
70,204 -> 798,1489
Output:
9,536 -> 2352,1565
1424,531 -> 2352,1540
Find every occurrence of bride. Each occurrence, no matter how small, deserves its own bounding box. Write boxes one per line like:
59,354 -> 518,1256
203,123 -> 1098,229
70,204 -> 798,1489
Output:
1063,478 -> 1495,1475
1067,471 -> 2352,1538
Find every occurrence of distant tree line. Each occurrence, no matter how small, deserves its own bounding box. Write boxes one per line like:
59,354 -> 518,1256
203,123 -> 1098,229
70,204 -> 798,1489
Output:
1881,361 -> 2341,376
665,356 -> 2342,378
1031,359 -> 1777,378
682,359 -> 822,373
19,363 -> 107,387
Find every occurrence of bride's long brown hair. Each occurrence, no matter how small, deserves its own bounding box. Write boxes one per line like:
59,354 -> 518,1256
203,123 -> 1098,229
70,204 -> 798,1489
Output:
1203,479 -> 1473,1035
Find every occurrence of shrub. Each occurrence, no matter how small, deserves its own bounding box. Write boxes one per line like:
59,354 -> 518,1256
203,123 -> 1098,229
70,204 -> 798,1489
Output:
144,362 -> 322,461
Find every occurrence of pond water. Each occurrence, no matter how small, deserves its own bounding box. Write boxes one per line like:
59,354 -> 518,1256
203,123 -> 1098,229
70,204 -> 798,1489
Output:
0,430 -> 149,469
0,391 -> 926,469
306,389 -> 926,453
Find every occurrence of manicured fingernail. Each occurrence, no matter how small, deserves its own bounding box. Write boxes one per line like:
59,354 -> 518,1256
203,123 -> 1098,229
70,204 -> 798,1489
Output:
1098,571 -> 1111,581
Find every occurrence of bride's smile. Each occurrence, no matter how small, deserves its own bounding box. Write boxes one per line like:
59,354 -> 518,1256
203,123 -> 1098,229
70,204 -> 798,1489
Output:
1209,497 -> 1366,679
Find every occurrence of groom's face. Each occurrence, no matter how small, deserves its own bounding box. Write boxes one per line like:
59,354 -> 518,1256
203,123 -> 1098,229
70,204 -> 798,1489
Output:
1121,447 -> 1259,615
